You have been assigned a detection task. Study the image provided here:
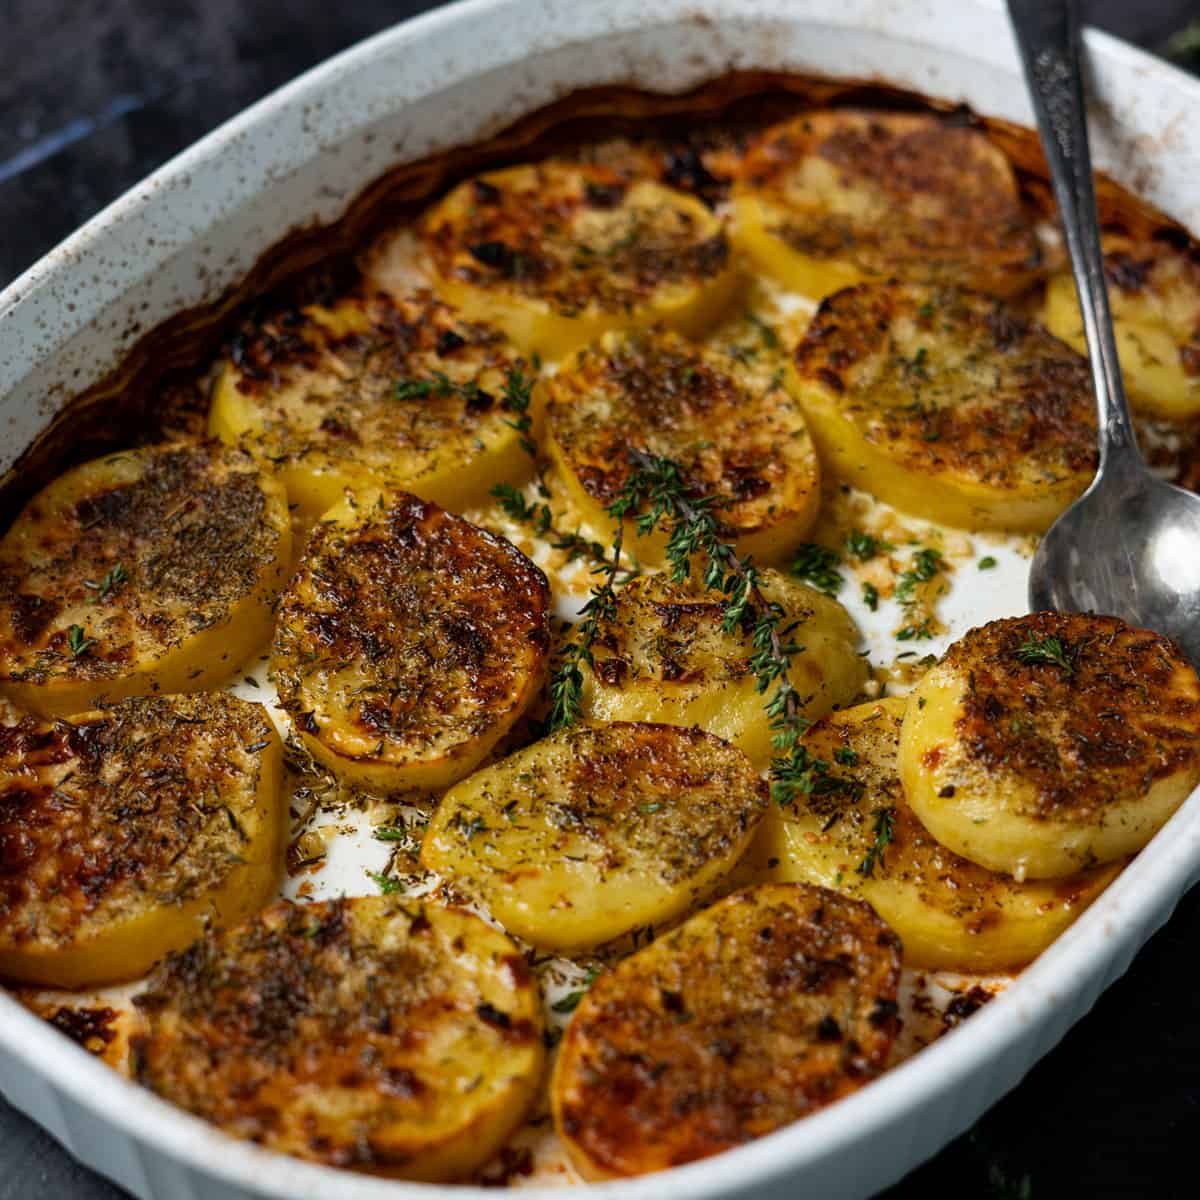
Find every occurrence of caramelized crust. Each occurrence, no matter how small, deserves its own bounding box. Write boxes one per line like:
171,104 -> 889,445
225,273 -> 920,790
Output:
553,882 -> 901,1179
545,329 -> 820,563
209,289 -> 540,519
734,110 -> 1041,298
950,614 -> 1199,820
422,721 -> 768,951
425,162 -> 728,316
132,897 -> 544,1180
901,613 -> 1200,877
271,491 -> 549,790
768,698 -> 1119,971
787,282 -> 1097,530
0,693 -> 284,986
0,442 -> 290,714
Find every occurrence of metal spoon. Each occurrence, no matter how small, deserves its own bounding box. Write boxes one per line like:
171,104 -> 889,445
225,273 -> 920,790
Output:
1009,0 -> 1200,665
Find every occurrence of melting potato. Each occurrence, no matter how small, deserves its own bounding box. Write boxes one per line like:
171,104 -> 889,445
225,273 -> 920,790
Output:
209,290 -> 541,523
733,110 -> 1041,304
1043,233 -> 1200,420
0,442 -> 290,717
552,883 -> 902,1179
132,897 -> 544,1181
421,162 -> 736,358
0,693 -> 284,988
575,571 -> 866,769
787,282 -> 1097,531
421,721 -> 767,952
545,328 -> 821,565
901,613 -> 1200,879
271,490 -> 549,792
763,698 -> 1120,971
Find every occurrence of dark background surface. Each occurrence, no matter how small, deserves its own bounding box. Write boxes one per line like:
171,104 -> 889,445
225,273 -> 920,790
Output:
2,2 -> 1200,1197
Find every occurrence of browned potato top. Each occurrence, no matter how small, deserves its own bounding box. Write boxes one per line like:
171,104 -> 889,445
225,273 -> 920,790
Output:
423,162 -> 729,314
547,329 -> 816,542
0,442 -> 285,686
272,492 -> 550,771
0,693 -> 277,953
739,110 -> 1041,294
792,282 -> 1097,489
554,883 -> 901,1177
944,613 -> 1200,822
132,897 -> 544,1176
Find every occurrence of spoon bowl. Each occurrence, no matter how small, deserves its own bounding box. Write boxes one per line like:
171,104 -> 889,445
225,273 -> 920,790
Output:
1030,450 -> 1200,665
1011,0 -> 1200,665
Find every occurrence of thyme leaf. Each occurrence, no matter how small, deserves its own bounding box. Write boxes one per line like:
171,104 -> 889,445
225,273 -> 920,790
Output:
1015,633 -> 1073,675
857,806 -> 896,878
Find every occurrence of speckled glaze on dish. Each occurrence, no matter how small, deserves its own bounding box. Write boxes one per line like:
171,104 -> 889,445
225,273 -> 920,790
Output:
2,2 -> 1200,1198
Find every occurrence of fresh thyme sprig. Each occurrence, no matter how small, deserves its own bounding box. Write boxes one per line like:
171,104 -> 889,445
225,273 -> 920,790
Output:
1015,633 -> 1073,675
857,806 -> 896,878
549,448 -> 836,805
546,517 -> 626,732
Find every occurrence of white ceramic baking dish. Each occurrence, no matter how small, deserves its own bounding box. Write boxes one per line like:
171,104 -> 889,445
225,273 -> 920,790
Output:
2,1 -> 1200,1197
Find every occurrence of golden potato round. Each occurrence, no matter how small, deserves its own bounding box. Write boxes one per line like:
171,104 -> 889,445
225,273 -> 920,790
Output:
271,490 -> 549,792
545,328 -> 821,565
209,290 -> 541,523
552,883 -> 902,1179
763,698 -> 1121,971
1043,233 -> 1200,420
732,110 -> 1041,304
131,897 -> 543,1181
576,570 -> 866,770
0,442 -> 291,717
0,693 -> 285,988
421,162 -> 736,359
786,281 -> 1097,531
421,721 -> 767,952
901,613 -> 1200,879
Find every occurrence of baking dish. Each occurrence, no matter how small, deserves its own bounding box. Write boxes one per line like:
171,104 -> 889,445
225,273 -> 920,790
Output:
2,0 -> 1200,1197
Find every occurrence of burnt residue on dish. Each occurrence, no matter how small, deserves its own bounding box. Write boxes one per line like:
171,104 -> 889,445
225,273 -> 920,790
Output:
0,69 -> 1193,527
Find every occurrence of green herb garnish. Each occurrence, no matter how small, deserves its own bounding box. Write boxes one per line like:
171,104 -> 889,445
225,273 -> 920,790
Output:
790,543 -> 843,595
67,624 -> 95,658
857,807 -> 896,878
1015,633 -> 1073,675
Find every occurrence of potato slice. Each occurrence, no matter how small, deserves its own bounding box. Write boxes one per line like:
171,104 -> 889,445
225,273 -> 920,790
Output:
552,882 -> 902,1179
786,282 -> 1097,531
131,897 -> 543,1181
0,442 -> 290,717
732,110 -> 1041,304
421,721 -> 767,952
764,698 -> 1120,971
421,162 -> 736,359
0,692 -> 284,988
209,290 -> 541,523
1043,233 -> 1200,420
271,490 -> 549,792
901,613 -> 1200,879
545,328 -> 820,565
575,571 -> 866,770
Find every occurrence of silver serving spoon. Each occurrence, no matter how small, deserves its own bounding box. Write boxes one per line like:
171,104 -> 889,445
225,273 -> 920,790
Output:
1009,0 -> 1200,665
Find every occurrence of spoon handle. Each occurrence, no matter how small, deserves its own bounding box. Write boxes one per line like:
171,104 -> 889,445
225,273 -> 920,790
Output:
1007,0 -> 1139,465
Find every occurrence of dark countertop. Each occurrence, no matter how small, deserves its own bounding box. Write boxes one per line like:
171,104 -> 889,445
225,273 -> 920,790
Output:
2,3 -> 1200,1198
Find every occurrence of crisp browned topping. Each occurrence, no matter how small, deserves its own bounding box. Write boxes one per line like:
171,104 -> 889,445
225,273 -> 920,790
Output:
0,693 -> 276,953
547,329 -> 815,537
0,442 -> 285,684
221,289 -> 533,483
132,897 -> 543,1172
555,883 -> 901,1175
272,492 -> 550,769
423,162 -> 729,316
740,111 -> 1040,292
793,282 -> 1098,489
950,613 -> 1200,821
